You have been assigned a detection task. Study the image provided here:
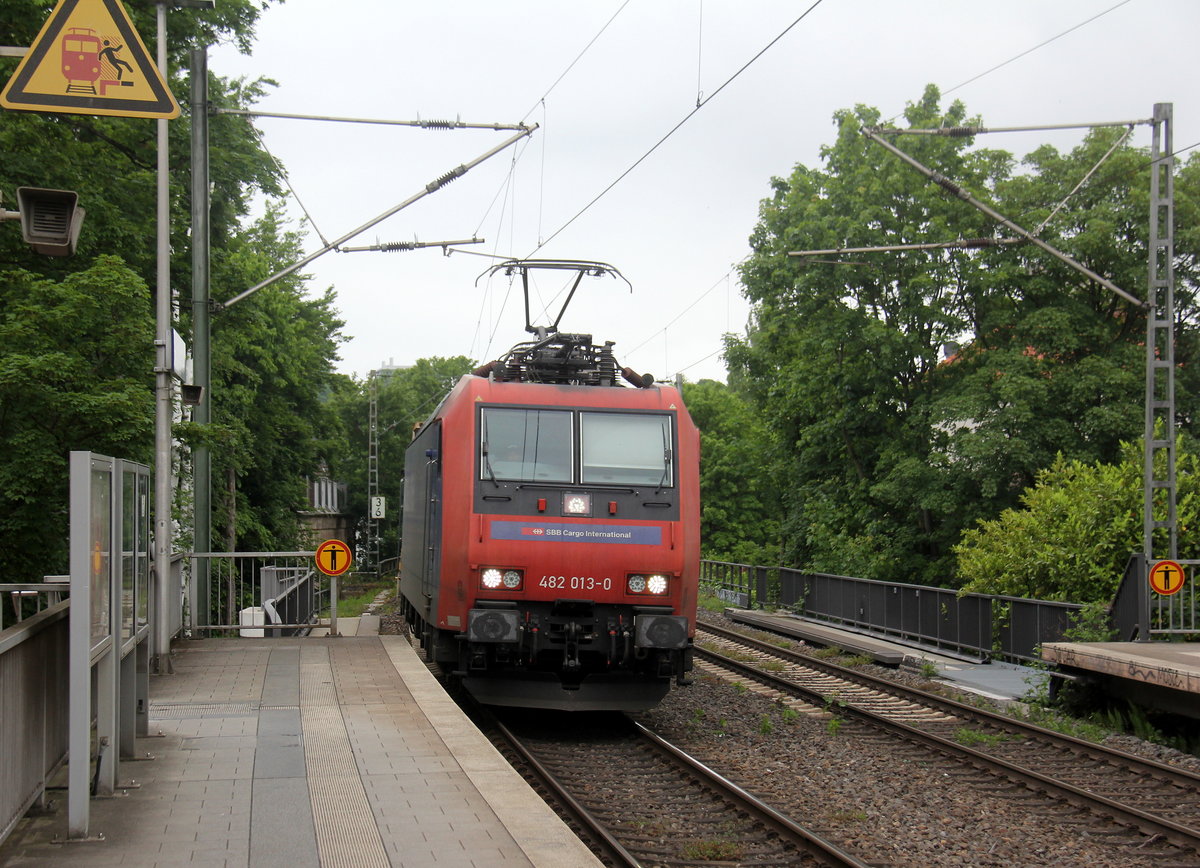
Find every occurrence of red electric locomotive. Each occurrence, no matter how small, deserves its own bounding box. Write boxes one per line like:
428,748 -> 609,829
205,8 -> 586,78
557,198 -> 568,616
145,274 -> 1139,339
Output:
399,261 -> 698,710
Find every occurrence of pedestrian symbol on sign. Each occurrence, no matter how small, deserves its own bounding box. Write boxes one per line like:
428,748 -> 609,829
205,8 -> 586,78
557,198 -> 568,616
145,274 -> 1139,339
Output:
315,539 -> 352,577
1149,560 -> 1186,596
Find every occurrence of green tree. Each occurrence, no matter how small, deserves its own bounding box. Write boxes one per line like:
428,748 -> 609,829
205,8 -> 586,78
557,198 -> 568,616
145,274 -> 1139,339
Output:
2,1 -> 349,561
729,85 -> 1199,588
954,440 -> 1200,603
730,86 -> 1010,583
194,206 -> 346,552
325,357 -> 476,562
682,378 -> 781,565
0,257 -> 154,578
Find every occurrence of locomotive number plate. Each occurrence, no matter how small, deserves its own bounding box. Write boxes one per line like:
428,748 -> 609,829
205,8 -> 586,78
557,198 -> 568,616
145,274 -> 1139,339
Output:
539,575 -> 613,592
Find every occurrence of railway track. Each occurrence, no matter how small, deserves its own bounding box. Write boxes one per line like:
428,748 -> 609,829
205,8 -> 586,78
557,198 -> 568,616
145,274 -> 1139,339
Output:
696,621 -> 1200,857
491,710 -> 872,868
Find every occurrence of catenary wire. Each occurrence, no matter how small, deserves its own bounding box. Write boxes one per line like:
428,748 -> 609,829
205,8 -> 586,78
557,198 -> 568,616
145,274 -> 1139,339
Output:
646,1 -> 1166,379
942,0 -> 1133,99
520,0 -> 633,125
527,0 -> 826,256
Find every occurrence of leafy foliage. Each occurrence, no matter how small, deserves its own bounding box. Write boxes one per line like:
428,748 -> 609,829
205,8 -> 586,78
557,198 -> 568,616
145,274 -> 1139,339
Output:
682,378 -> 781,564
198,206 -> 347,551
955,440 -> 1200,602
1,1 -> 351,568
325,357 -> 476,561
730,84 -> 1200,589
0,257 -> 154,578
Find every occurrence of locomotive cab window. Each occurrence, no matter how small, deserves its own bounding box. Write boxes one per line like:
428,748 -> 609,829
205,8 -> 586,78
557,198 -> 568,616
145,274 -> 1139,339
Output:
581,412 -> 673,487
481,408 -> 572,482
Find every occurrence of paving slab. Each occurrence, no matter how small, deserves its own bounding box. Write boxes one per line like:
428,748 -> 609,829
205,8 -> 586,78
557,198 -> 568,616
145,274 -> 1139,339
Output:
0,636 -> 601,868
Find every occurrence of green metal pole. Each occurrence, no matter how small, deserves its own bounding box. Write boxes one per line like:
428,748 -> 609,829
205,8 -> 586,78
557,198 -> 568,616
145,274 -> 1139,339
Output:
191,47 -> 211,626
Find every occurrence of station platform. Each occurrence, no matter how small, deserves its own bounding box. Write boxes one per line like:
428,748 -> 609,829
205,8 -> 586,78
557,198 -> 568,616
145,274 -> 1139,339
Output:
723,608 -> 1047,704
0,635 -> 601,868
1041,640 -> 1200,718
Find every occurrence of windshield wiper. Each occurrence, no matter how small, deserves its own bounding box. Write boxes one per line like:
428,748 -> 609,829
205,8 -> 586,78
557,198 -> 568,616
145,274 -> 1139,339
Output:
655,423 -> 672,495
481,417 -> 500,488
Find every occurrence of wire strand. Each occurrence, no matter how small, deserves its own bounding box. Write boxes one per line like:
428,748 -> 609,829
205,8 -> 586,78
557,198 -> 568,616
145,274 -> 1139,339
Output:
530,0 -> 826,255
944,0 -> 1133,99
521,0 -> 633,124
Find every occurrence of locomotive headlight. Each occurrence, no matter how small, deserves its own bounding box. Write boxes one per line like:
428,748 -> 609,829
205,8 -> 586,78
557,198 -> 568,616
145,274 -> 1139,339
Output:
627,573 -> 669,595
502,569 -> 523,589
481,568 -> 503,589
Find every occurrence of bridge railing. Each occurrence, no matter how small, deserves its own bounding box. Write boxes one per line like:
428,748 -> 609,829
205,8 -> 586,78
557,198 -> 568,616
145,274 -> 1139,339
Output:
0,588 -> 70,845
1111,554 -> 1199,640
187,552 -> 329,636
701,560 -> 1082,663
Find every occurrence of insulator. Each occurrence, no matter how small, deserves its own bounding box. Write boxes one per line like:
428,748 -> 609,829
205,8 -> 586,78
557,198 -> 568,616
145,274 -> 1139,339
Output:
420,119 -> 457,129
942,126 -> 980,137
426,165 -> 467,193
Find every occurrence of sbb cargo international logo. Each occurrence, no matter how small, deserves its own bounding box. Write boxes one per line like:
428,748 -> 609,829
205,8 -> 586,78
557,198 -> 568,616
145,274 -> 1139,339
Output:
492,521 -> 662,546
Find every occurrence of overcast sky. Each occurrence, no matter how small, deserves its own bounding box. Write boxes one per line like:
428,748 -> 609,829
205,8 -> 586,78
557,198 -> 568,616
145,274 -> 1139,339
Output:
207,0 -> 1199,385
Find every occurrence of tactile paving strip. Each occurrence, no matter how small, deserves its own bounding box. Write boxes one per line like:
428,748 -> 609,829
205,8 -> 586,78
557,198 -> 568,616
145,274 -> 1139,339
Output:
148,701 -> 258,718
300,648 -> 390,868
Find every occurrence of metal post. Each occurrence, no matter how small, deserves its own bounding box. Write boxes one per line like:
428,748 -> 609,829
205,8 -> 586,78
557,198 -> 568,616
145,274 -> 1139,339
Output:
329,574 -> 339,637
67,454 -> 91,838
1144,103 -> 1176,565
191,47 -> 211,628
152,1 -> 174,674
367,372 -> 379,572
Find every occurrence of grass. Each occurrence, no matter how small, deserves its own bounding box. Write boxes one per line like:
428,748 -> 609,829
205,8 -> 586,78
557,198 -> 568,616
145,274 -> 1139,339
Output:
682,839 -> 742,861
335,581 -> 393,619
954,727 -> 1013,748
830,809 -> 869,823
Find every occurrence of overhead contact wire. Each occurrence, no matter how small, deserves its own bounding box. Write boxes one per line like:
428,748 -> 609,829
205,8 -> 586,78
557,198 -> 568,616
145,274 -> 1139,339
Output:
530,0 -> 826,256
942,0 -> 1133,100
520,0 -> 633,124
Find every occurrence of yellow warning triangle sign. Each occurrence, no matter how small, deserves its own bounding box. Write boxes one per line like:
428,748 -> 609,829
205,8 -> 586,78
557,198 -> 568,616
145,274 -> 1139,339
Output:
1,0 -> 179,119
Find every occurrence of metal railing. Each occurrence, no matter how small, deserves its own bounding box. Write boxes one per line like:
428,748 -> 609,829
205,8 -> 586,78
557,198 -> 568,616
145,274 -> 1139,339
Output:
1,578 -> 68,633
188,552 -> 329,636
0,592 -> 70,845
1111,554 -> 1199,640
701,561 -> 1083,663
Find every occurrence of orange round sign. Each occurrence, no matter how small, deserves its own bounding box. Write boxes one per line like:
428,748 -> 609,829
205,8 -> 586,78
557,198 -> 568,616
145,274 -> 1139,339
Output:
1149,559 -> 1186,596
315,539 -> 352,577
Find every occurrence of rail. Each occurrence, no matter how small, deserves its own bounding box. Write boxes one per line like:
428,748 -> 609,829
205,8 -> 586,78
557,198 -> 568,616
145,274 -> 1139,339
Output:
701,560 -> 1081,663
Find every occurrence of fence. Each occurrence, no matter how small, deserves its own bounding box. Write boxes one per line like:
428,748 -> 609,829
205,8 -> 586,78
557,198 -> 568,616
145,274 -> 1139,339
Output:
1110,554 -> 1199,640
700,561 -> 1083,663
0,589 -> 70,845
187,552 -> 328,636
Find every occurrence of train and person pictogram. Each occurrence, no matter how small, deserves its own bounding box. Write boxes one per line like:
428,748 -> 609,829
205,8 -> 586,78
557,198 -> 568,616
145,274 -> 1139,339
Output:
60,26 -> 135,96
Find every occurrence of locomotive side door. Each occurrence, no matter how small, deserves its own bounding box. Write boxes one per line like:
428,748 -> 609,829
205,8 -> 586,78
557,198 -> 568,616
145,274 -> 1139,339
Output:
420,423 -> 442,600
